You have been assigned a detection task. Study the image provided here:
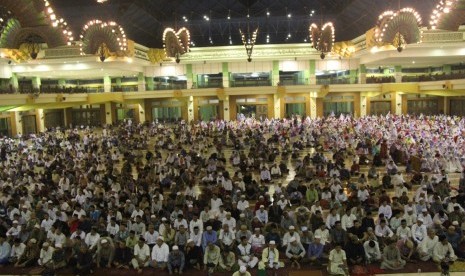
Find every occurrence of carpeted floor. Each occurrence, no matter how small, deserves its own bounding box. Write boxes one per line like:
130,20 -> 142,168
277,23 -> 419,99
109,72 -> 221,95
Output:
0,260 -> 442,275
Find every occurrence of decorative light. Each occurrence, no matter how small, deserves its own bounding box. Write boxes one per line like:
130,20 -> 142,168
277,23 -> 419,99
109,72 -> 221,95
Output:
42,1 -> 74,45
430,0 -> 460,30
374,7 -> 422,52
309,22 -> 335,59
97,0 -> 108,3
239,27 -> 259,62
162,27 -> 191,63
80,20 -> 128,55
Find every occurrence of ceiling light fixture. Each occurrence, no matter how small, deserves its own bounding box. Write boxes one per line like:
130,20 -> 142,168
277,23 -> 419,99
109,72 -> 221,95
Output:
240,9 -> 258,62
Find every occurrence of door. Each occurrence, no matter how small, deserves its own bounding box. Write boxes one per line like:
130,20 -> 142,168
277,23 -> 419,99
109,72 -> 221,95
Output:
285,103 -> 306,118
0,118 -> 12,137
22,115 -> 37,135
199,105 -> 218,121
370,101 -> 391,115
44,110 -> 65,129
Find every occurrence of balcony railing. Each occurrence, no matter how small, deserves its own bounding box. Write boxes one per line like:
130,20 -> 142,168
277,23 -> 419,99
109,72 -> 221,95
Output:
366,76 -> 395,84
402,72 -> 465,82
230,79 -> 272,87
316,78 -> 354,85
196,80 -> 223,88
278,78 -> 308,86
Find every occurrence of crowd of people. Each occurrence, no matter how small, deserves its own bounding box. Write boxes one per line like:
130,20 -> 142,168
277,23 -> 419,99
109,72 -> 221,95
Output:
0,114 -> 464,276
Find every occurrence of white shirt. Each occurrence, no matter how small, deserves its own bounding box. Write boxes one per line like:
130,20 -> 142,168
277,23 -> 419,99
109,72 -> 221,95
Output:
144,231 -> 159,245
341,214 -> 357,230
222,217 -> 236,230
151,243 -> 169,262
210,198 -> 223,212
85,232 -> 101,248
248,234 -> 265,247
411,223 -> 427,243
39,247 -> 54,265
237,200 -> 249,212
106,223 -> 120,236
189,219 -> 203,234
134,243 -> 151,260
378,205 -> 392,219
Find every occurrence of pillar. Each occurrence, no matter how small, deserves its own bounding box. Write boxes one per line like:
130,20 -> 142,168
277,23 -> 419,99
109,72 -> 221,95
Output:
309,60 -> 316,85
360,95 -> 367,117
394,65 -> 402,83
103,76 -> 111,92
104,102 -> 113,124
137,100 -> 146,122
443,96 -> 448,115
188,96 -> 194,122
443,64 -> 452,75
349,69 -> 357,84
32,76 -> 41,91
359,64 -> 366,84
12,111 -> 22,137
394,92 -> 402,115
273,93 -> 281,119
137,73 -> 145,92
222,62 -> 229,88
58,79 -> 66,87
36,109 -> 45,132
10,73 -> 18,93
186,64 -> 194,89
146,77 -> 154,91
309,94 -> 317,119
222,97 -> 230,121
272,61 -> 280,86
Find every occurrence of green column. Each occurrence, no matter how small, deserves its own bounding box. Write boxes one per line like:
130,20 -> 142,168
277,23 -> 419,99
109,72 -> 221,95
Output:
309,60 -> 316,84
115,77 -> 122,87
443,64 -> 452,75
145,77 -> 154,90
349,69 -> 357,84
58,79 -> 66,86
186,64 -> 194,89
103,76 -> 111,92
394,65 -> 402,83
222,62 -> 229,88
359,64 -> 366,84
10,73 -> 19,93
138,72 -> 145,92
31,76 -> 41,90
272,60 -> 280,86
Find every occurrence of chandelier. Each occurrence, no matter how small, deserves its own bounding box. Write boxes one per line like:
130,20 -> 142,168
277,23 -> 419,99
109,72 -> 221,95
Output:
239,27 -> 258,62
309,22 -> 335,59
96,0 -> 108,3
430,0 -> 465,31
374,8 -> 422,53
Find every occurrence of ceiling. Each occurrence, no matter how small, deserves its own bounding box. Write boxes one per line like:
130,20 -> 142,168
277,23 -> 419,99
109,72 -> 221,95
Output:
49,0 -> 439,48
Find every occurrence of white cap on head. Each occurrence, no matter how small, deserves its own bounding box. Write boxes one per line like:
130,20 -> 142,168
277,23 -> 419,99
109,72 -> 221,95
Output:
302,226 -> 308,231
162,217 -> 167,221
289,226 -> 295,230
172,245 -> 179,250
206,226 -> 212,231
422,208 -> 428,212
12,220 -> 18,224
187,239 -> 193,243
452,221 -> 459,226
240,266 -> 247,273
314,235 -> 321,239
157,236 -> 164,241
269,240 -> 276,245
101,239 -> 108,244
417,218 -> 424,222
260,205 -> 265,208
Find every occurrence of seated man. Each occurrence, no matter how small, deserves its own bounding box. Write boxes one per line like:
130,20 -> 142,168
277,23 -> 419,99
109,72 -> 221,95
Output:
258,241 -> 283,272
14,238 -> 39,268
167,245 -> 185,275
308,235 -> 327,265
204,242 -> 221,275
218,248 -> 237,272
44,243 -> 67,272
131,237 -> 150,273
113,240 -> 132,269
363,240 -> 381,264
0,234 -> 11,266
417,229 -> 438,261
433,235 -> 457,264
344,235 -> 364,265
9,238 -> 25,264
38,242 -> 54,268
285,237 -> 306,269
73,244 -> 93,276
96,238 -> 115,268
151,236 -> 169,270
237,236 -> 258,269
185,239 -> 202,270
328,243 -> 348,276
380,239 -> 406,270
